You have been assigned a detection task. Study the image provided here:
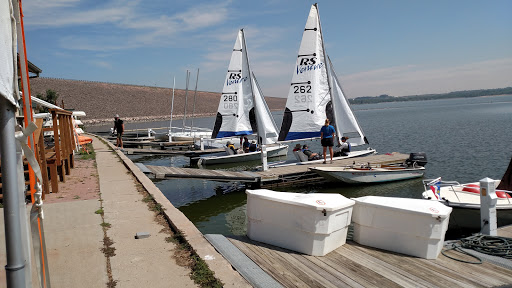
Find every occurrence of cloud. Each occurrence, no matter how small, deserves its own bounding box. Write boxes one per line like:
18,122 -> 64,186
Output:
341,58 -> 512,97
23,1 -> 231,51
91,61 -> 112,69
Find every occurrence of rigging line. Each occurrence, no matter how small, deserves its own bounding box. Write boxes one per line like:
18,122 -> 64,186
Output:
316,3 -> 334,111
241,29 -> 259,140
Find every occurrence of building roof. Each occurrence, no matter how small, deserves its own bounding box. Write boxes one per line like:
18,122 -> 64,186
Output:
17,53 -> 42,78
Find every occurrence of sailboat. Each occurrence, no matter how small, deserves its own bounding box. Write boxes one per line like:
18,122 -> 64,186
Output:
168,70 -> 212,142
278,3 -> 375,163
198,29 -> 288,166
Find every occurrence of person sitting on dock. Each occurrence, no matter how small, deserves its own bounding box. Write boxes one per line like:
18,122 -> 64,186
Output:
249,140 -> 258,152
113,114 -> 124,149
226,141 -> 237,154
334,137 -> 350,157
243,137 -> 250,153
302,145 -> 321,161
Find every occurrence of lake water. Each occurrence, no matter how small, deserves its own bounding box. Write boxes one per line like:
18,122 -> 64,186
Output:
89,95 -> 512,237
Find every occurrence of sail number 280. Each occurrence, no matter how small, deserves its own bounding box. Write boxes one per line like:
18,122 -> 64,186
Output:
293,85 -> 312,103
223,94 -> 238,109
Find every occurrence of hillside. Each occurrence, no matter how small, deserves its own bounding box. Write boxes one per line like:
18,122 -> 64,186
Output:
29,78 -> 286,125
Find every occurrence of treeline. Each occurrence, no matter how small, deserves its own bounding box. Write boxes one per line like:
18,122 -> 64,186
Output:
349,87 -> 512,105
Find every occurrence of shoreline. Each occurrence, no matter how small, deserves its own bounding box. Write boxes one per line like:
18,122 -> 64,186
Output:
82,112 -> 217,126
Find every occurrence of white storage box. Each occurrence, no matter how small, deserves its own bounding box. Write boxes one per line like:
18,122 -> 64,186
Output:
246,189 -> 355,256
351,196 -> 452,259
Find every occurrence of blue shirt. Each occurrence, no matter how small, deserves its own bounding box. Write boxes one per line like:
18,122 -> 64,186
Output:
320,125 -> 335,138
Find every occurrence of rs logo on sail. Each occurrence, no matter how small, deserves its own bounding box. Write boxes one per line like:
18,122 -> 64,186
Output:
226,72 -> 248,86
296,57 -> 324,74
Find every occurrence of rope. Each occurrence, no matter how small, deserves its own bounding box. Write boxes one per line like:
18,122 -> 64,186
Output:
442,234 -> 512,264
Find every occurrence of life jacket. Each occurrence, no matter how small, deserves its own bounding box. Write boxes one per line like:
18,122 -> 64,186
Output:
341,142 -> 351,152
249,143 -> 257,152
227,144 -> 237,154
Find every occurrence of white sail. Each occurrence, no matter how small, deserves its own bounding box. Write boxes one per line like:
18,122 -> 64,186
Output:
328,56 -> 368,146
0,0 -> 17,105
279,4 -> 330,141
251,72 -> 278,145
212,29 -> 255,138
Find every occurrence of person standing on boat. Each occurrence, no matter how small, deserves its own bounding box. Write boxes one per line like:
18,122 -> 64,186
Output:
113,114 -> 124,149
320,119 -> 335,163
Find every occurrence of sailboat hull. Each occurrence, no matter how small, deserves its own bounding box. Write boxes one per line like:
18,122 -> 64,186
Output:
198,145 -> 289,166
171,131 -> 212,142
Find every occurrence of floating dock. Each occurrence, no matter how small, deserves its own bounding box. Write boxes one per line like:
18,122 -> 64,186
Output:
218,234 -> 512,288
138,164 -> 259,182
124,147 -> 224,156
139,152 -> 409,188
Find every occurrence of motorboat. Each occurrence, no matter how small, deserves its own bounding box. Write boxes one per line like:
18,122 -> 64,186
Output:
421,158 -> 512,231
310,153 -> 427,183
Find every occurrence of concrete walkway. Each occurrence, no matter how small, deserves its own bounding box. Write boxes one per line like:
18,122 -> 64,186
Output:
1,136 -> 200,287
94,136 -> 197,287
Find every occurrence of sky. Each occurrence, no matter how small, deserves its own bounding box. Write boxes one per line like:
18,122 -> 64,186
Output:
22,0 -> 512,98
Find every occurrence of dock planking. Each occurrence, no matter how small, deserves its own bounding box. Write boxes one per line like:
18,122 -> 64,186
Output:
498,225 -> 512,238
228,236 -> 512,288
124,147 -> 224,156
145,165 -> 259,182
140,153 -> 410,188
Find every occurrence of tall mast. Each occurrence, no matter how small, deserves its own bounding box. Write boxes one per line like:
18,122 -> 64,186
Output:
241,29 -> 260,143
169,76 -> 175,142
316,3 -> 338,143
182,70 -> 190,133
190,68 -> 199,135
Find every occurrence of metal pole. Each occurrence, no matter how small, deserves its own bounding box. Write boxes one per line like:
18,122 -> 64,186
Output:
190,68 -> 199,135
169,77 -> 175,142
0,97 -> 27,287
182,70 -> 190,133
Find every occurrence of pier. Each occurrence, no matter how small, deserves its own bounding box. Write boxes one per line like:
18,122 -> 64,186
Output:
141,164 -> 259,182
123,147 -> 224,155
213,234 -> 512,287
140,152 -> 410,188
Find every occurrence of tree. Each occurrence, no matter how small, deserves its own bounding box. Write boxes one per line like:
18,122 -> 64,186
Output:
36,89 -> 59,112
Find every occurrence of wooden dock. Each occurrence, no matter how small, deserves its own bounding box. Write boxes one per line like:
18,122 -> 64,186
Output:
228,235 -> 512,288
111,139 -> 194,149
145,165 -> 259,182
124,147 -> 224,156
139,153 -> 410,188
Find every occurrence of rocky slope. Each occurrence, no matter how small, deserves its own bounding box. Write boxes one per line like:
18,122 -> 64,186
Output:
29,78 -> 286,125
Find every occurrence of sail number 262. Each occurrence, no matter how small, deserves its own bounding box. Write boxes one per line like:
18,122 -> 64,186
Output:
293,85 -> 312,103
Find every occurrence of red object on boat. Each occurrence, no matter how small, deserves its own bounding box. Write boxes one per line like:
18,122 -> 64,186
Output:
462,184 -> 511,198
